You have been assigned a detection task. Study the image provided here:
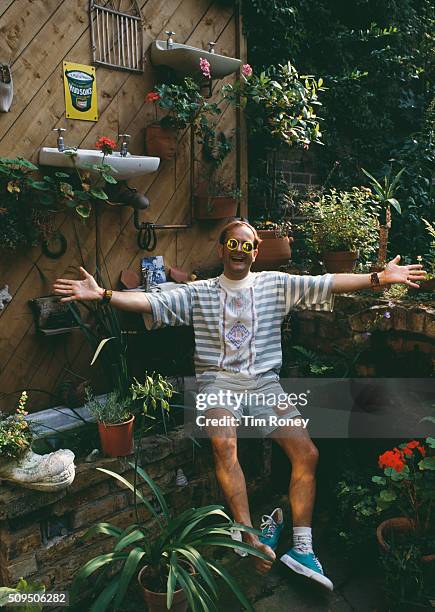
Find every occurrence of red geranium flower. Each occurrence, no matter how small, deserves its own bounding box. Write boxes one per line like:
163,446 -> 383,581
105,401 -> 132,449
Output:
403,447 -> 412,456
406,440 -> 420,449
417,445 -> 426,456
146,91 -> 160,103
95,136 -> 116,155
378,448 -> 405,472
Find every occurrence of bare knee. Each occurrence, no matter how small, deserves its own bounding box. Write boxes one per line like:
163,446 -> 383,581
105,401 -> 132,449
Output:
211,437 -> 238,471
295,441 -> 319,472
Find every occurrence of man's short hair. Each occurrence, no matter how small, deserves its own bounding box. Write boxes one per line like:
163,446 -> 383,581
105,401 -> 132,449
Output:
218,219 -> 262,248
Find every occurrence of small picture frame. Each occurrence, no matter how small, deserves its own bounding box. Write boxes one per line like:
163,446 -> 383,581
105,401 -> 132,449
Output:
28,296 -> 81,336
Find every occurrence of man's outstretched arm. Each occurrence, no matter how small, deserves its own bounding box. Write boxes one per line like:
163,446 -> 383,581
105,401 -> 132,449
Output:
331,255 -> 426,294
53,267 -> 152,313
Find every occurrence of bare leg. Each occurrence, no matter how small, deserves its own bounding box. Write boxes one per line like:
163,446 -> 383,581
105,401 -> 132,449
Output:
270,426 -> 319,527
206,409 -> 275,573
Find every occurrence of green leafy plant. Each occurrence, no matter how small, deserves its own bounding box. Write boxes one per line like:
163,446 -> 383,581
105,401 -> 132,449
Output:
0,392 -> 33,459
0,577 -> 45,611
146,78 -> 222,132
362,167 -> 405,268
85,389 -> 133,425
298,187 -> 379,260
71,466 -> 268,611
373,437 -> 435,530
223,62 -> 324,149
130,372 -> 174,423
289,345 -> 334,376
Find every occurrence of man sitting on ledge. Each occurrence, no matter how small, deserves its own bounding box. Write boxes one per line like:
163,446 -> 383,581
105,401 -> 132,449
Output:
54,220 -> 425,591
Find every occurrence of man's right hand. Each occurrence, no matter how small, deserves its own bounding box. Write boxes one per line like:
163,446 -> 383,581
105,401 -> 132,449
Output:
53,267 -> 103,303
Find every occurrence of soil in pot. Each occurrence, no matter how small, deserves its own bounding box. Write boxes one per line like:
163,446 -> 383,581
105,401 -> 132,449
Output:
252,230 -> 292,271
322,250 -> 358,273
145,124 -> 178,161
97,416 -> 134,458
138,563 -> 194,612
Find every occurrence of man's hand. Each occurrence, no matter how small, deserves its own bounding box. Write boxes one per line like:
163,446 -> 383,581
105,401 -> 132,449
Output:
380,255 -> 426,288
53,267 -> 103,303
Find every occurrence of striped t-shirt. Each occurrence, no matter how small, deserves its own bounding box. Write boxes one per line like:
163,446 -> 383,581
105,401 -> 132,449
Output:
144,271 -> 334,382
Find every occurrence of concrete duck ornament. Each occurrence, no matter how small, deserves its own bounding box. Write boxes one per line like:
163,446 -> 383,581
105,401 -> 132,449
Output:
0,285 -> 12,310
0,64 -> 13,112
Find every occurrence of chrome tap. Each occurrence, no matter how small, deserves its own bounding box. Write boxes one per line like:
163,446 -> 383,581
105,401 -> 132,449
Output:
165,31 -> 175,49
53,128 -> 66,152
118,133 -> 131,157
208,42 -> 216,54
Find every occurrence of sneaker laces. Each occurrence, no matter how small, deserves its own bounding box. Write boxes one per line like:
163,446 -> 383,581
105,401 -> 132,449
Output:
260,514 -> 277,538
293,534 -> 314,556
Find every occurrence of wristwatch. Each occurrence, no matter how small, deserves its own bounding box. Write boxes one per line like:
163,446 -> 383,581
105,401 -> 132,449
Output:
370,272 -> 381,289
100,288 -> 113,305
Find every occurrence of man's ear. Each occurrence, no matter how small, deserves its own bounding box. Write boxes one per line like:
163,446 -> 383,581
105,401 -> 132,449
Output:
251,248 -> 258,261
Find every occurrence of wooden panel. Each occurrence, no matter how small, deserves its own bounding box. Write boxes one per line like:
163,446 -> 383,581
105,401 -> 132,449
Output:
0,0 -> 247,412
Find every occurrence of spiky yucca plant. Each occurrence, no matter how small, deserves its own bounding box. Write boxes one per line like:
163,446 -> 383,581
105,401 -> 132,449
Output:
71,464 -> 268,611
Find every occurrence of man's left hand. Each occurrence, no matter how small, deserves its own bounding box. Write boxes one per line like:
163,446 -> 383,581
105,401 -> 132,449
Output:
380,255 -> 426,288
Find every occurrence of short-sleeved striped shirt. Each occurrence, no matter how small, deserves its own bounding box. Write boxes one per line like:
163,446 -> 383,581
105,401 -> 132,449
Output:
144,271 -> 334,382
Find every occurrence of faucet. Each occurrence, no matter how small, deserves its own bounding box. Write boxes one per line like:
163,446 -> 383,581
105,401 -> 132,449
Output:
118,133 -> 130,157
165,31 -> 175,49
208,42 -> 216,54
53,128 -> 66,152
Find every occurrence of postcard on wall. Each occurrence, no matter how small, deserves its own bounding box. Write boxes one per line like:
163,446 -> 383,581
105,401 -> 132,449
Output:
141,256 -> 166,286
63,61 -> 98,121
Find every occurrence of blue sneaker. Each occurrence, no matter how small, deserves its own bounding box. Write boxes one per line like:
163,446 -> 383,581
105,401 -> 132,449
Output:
280,548 -> 334,591
259,508 -> 284,551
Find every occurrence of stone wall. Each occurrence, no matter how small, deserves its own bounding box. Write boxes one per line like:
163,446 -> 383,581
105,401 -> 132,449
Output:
288,294 -> 434,376
0,428 -> 271,591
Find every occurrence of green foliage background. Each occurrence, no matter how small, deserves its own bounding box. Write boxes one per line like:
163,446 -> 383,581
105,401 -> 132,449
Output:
242,0 -> 434,258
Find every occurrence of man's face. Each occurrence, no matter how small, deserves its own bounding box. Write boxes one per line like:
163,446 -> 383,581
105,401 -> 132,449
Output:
217,224 -> 258,279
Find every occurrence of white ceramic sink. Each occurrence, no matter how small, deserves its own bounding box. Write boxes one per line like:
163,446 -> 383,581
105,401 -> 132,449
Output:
151,41 -> 241,78
38,148 -> 160,180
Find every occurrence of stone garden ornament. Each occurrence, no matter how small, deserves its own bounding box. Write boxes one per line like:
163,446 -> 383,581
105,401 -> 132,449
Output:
0,64 -> 13,112
0,448 -> 76,491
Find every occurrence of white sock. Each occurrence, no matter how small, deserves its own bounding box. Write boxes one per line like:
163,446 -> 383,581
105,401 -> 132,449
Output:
293,526 -> 313,554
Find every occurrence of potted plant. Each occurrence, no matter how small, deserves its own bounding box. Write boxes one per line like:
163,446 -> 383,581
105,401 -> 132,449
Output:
362,167 -> 404,270
71,466 -> 269,611
373,437 -> 435,563
252,218 -> 293,271
299,187 -> 379,272
145,70 -> 222,161
194,178 -> 241,220
0,391 -> 75,490
85,389 -> 135,458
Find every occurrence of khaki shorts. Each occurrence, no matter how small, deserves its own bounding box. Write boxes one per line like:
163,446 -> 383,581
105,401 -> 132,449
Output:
196,372 -> 301,437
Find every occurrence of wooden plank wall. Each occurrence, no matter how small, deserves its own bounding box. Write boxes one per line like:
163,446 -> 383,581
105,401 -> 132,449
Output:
0,0 -> 247,412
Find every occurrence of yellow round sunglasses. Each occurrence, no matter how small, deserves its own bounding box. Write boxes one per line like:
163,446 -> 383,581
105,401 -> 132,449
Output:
225,237 -> 256,253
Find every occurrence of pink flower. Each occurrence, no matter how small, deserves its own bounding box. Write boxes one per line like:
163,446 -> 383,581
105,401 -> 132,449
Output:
199,57 -> 211,79
241,64 -> 253,77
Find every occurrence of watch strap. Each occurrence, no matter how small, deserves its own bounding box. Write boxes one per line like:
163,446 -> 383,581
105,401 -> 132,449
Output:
100,288 -> 113,305
370,272 -> 380,289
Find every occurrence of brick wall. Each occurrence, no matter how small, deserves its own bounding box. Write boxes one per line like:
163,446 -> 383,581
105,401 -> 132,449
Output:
0,428 -> 272,591
287,295 -> 434,377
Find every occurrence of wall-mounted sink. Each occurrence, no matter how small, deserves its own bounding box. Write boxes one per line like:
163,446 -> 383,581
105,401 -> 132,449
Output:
150,41 -> 241,79
38,148 -> 160,180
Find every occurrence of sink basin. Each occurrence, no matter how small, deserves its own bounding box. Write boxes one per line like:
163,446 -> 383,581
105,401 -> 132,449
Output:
150,40 -> 241,79
38,148 -> 160,180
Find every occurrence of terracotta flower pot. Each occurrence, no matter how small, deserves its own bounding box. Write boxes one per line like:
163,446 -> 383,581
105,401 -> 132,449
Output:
194,195 -> 238,220
97,416 -> 134,458
251,230 -> 292,271
138,563 -> 194,612
322,250 -> 359,273
376,517 -> 435,563
145,124 -> 178,160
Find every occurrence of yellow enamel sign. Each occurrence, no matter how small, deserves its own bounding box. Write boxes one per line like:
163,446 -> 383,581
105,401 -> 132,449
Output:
63,61 -> 98,121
